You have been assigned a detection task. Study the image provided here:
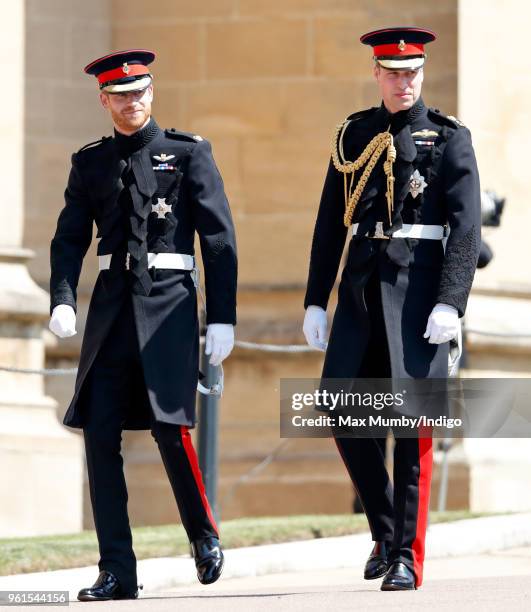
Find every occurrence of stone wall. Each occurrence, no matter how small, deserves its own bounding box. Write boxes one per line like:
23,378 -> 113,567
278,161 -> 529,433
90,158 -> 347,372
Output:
24,0 -> 111,288
22,0 -> 481,527
111,0 -> 457,290
111,0 -> 460,524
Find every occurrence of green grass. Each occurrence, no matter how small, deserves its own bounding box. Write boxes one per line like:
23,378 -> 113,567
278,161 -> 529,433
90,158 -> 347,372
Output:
0,511 -> 494,576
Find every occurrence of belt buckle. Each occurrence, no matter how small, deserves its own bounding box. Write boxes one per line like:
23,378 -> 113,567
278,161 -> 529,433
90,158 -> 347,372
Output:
125,253 -> 131,270
373,222 -> 390,240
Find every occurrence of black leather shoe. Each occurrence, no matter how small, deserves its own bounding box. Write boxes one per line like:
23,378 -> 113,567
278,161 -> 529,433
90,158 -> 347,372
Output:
77,570 -> 142,601
381,561 -> 416,591
191,536 -> 224,585
364,541 -> 389,580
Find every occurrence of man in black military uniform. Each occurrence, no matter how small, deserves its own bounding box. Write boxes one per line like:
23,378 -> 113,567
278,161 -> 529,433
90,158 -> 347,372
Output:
49,49 -> 237,601
303,28 -> 481,590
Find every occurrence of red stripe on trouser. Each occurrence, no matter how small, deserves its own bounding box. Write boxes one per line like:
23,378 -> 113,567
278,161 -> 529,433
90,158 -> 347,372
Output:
180,425 -> 219,536
412,428 -> 433,586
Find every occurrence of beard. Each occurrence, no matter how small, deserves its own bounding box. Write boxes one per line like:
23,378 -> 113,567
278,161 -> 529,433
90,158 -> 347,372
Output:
110,103 -> 151,133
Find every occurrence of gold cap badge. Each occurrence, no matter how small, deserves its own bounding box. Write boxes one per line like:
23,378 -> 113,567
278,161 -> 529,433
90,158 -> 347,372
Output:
122,62 -> 130,74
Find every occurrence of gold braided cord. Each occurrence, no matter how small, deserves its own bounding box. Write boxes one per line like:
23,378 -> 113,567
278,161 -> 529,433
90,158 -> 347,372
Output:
331,121 -> 396,227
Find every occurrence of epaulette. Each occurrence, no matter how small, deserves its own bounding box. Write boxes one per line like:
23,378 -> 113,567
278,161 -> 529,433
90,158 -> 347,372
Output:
345,106 -> 379,123
333,107 -> 379,167
77,136 -> 111,153
165,128 -> 204,142
427,108 -> 465,128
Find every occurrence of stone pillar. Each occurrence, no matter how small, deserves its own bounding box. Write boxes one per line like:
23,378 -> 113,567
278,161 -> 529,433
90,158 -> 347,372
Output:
0,1 -> 83,537
437,0 -> 531,513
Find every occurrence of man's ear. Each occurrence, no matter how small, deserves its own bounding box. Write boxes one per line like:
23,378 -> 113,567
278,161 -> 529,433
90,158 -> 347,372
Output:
373,63 -> 380,82
99,91 -> 109,109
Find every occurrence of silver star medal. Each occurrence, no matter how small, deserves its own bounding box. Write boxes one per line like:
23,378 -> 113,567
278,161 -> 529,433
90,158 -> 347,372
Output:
151,197 -> 172,219
409,169 -> 428,198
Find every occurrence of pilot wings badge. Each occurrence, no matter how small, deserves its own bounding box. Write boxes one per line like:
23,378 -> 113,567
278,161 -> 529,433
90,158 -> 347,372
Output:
153,153 -> 175,162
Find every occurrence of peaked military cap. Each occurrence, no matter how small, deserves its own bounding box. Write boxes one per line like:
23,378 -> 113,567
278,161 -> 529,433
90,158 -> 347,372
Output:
360,27 -> 436,70
84,49 -> 156,93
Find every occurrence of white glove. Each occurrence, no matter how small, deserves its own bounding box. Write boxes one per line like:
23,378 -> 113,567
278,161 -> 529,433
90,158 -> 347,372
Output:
49,304 -> 77,338
303,305 -> 328,351
205,324 -> 234,366
423,303 -> 459,344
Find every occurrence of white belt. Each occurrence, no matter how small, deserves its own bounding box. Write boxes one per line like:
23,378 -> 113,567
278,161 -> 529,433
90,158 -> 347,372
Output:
98,252 -> 195,271
351,222 -> 448,240
98,251 -> 223,396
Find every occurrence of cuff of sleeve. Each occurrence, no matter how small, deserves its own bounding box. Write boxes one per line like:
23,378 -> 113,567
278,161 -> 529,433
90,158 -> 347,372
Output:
435,293 -> 466,318
50,297 -> 77,316
303,292 -> 329,311
205,311 -> 237,326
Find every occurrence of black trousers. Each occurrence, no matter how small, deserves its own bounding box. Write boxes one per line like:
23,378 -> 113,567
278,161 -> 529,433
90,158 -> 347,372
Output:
82,297 -> 217,592
329,269 -> 433,587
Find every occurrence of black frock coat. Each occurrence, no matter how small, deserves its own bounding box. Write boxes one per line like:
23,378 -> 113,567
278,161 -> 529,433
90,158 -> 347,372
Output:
304,98 -> 481,381
50,118 -> 237,429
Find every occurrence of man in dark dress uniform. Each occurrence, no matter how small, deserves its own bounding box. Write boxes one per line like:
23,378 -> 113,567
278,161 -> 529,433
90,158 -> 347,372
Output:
49,49 -> 237,601
303,28 -> 481,590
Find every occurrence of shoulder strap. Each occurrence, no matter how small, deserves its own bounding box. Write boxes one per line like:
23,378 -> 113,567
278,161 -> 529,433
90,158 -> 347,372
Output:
164,128 -> 204,142
336,107 -> 379,164
427,107 -> 465,129
345,106 -> 379,122
77,136 -> 110,153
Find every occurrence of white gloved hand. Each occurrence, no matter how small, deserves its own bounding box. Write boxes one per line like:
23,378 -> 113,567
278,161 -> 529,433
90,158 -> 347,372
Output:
423,303 -> 459,344
205,324 -> 234,366
303,305 -> 328,351
49,304 -> 77,338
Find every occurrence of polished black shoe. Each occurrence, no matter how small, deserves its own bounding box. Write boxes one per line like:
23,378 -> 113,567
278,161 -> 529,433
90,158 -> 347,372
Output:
77,570 -> 142,601
191,536 -> 224,585
364,541 -> 389,580
381,561 -> 416,591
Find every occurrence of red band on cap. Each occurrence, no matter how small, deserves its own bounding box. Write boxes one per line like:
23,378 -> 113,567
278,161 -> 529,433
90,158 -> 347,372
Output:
373,42 -> 424,57
97,63 -> 149,84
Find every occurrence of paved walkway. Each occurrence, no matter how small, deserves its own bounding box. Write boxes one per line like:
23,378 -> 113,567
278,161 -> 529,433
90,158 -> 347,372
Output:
2,547 -> 531,611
